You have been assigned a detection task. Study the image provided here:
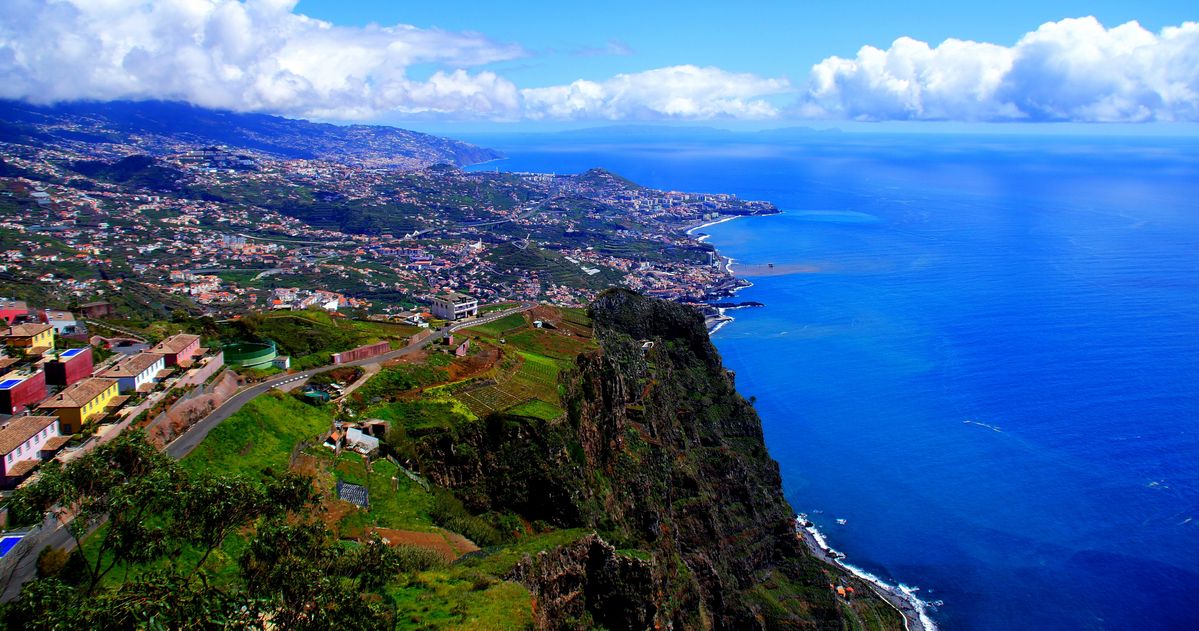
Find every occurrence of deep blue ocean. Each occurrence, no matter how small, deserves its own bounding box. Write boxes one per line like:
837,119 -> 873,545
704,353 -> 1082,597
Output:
462,129 -> 1199,630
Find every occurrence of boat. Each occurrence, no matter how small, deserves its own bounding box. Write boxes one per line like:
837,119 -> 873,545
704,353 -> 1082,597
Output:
836,518 -> 847,525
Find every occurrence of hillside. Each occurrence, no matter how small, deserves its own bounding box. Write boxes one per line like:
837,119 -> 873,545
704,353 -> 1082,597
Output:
0,100 -> 501,168
1,294 -> 902,629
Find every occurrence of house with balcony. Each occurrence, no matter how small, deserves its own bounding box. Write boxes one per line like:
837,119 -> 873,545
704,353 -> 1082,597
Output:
98,352 -> 165,393
4,323 -> 54,356
149,334 -> 202,366
430,292 -> 478,321
0,415 -> 68,489
38,377 -> 120,433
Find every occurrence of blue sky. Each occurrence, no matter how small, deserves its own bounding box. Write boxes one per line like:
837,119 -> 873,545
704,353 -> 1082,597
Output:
1,1 -> 1196,129
297,0 -> 1194,88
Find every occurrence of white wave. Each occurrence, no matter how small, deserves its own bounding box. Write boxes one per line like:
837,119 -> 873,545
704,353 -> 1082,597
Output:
963,420 -> 1002,433
685,215 -> 742,236
796,516 -> 939,631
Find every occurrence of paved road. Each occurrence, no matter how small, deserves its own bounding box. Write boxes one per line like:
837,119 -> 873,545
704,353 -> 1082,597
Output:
3,304 -> 534,598
0,303 -> 536,602
164,328 -> 451,458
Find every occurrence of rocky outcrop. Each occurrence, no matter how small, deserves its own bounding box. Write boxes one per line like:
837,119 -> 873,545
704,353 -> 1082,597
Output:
409,290 -> 899,630
508,534 -> 657,631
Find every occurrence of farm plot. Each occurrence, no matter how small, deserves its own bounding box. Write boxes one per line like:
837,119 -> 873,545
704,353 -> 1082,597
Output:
452,350 -> 563,416
455,383 -> 526,417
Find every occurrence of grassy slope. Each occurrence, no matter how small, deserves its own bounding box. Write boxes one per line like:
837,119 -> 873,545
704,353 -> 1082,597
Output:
181,391 -> 331,477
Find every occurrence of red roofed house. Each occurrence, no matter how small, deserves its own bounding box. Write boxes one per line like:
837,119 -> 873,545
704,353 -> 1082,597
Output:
0,415 -> 68,489
150,334 -> 202,366
4,323 -> 54,356
98,352 -> 165,393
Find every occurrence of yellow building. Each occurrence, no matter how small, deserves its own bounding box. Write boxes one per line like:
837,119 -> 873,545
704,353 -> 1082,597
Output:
4,323 -> 54,356
38,378 -> 120,433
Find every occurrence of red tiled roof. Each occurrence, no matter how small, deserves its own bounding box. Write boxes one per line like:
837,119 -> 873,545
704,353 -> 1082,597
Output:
0,415 -> 57,455
38,378 -> 117,409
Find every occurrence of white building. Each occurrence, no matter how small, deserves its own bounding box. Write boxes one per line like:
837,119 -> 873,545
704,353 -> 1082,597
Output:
430,292 -> 478,321
0,415 -> 67,488
345,427 -> 380,454
98,352 -> 165,393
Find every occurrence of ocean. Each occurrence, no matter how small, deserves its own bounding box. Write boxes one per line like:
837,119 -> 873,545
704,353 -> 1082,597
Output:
462,129 -> 1199,630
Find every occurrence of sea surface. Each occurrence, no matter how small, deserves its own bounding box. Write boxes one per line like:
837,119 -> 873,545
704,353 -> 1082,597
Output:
462,129 -> 1199,630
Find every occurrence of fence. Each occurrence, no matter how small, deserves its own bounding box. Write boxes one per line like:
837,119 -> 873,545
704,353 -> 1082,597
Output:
175,350 -> 225,388
332,341 -> 390,364
407,329 -> 435,347
144,370 -> 240,446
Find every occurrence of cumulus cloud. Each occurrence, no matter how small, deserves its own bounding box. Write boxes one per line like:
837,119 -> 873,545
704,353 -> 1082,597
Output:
0,0 -> 525,119
2,4 -> 1194,124
802,17 -> 1199,122
522,65 -> 791,120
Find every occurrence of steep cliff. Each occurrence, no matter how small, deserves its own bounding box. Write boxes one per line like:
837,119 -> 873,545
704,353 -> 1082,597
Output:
409,290 -> 904,630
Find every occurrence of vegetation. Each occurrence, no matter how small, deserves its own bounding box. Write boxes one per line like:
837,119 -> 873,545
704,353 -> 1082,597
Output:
0,432 -> 420,630
181,391 -> 330,478
349,364 -> 450,412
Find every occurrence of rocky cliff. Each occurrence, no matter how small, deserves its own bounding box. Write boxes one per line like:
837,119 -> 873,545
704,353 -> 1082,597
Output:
410,290 -> 904,630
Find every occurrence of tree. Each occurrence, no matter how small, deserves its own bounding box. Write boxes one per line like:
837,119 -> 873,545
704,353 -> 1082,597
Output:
0,432 -> 404,630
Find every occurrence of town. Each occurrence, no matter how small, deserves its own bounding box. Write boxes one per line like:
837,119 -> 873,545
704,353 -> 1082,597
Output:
0,106 -> 776,331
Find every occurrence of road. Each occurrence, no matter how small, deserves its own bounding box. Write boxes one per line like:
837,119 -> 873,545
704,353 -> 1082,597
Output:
1,302 -> 535,601
164,326 -> 453,458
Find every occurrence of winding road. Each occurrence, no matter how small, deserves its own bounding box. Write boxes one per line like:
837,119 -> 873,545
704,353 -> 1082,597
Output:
0,302 -> 535,601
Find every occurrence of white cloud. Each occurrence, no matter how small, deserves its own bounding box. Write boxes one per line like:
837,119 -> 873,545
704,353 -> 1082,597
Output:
2,5 -> 1194,124
0,0 -> 525,119
522,65 -> 791,120
802,17 -> 1199,122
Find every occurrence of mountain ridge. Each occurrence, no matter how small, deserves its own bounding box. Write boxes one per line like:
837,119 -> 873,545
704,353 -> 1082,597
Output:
0,99 -> 502,168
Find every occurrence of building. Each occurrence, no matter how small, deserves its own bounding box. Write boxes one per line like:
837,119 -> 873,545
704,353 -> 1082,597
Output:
78,301 -> 116,319
44,347 -> 94,387
0,371 -> 48,415
38,310 -> 78,334
0,416 -> 67,489
4,323 -> 54,356
0,300 -> 28,325
98,352 -> 165,393
344,427 -> 381,455
149,334 -> 202,366
430,292 -> 478,321
38,378 -> 120,433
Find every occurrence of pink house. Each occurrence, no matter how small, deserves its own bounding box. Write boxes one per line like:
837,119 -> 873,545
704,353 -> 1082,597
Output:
150,334 -> 202,366
0,415 -> 68,488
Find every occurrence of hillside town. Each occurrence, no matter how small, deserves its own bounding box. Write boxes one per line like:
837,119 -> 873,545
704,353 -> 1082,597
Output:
0,114 -> 775,326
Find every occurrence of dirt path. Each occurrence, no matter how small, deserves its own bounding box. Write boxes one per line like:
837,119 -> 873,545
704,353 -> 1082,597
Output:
336,362 -> 380,400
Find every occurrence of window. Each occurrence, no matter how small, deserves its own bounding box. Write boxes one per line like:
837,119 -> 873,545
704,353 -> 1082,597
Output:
6,454 -> 11,463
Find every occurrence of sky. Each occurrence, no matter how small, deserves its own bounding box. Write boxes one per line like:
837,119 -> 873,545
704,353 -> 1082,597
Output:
0,0 -> 1196,130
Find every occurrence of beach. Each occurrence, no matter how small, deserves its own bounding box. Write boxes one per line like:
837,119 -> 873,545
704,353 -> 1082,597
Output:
795,517 -> 934,631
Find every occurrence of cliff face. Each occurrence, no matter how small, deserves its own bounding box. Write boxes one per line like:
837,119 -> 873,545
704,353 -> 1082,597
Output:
412,290 -> 899,629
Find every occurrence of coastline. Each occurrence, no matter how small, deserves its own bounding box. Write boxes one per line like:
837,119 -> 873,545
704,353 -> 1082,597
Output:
795,516 -> 936,631
695,212 -> 936,631
685,214 -> 742,240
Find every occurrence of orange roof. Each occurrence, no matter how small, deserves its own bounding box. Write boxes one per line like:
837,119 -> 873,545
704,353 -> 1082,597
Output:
41,435 -> 71,451
98,352 -> 163,378
0,416 -> 58,455
6,323 -> 52,338
39,378 -> 117,409
6,460 -> 39,477
151,334 -> 200,355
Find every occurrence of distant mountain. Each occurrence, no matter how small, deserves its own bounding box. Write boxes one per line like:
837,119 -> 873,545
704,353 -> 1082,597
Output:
0,100 -> 502,167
